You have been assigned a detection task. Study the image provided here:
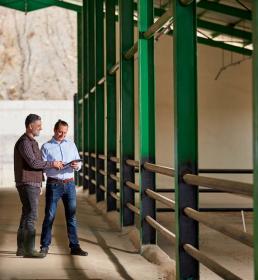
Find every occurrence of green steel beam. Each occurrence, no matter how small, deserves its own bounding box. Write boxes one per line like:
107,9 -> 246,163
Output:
119,5 -> 252,61
0,0 -> 39,12
138,0 -> 156,246
198,0 -> 251,21
0,0 -> 81,12
135,13 -> 252,58
119,0 -> 135,227
134,15 -> 252,56
197,19 -> 251,42
106,0 -> 117,211
169,29 -> 252,56
87,0 -> 96,194
77,10 -> 84,187
115,1 -> 164,17
253,1 -> 258,279
95,0 -> 105,202
197,36 -> 252,56
0,0 -> 22,4
36,0 -> 81,12
173,0 -> 199,279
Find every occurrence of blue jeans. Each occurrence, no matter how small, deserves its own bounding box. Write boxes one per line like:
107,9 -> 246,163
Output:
40,181 -> 79,249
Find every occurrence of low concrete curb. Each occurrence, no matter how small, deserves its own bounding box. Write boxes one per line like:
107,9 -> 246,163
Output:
85,192 -> 176,280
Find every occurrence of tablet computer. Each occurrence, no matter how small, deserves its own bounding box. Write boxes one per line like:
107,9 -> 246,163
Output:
63,159 -> 83,167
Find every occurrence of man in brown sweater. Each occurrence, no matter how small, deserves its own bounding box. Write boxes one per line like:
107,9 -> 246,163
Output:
14,114 -> 63,258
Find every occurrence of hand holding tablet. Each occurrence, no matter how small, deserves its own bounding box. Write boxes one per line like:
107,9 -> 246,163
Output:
63,159 -> 83,167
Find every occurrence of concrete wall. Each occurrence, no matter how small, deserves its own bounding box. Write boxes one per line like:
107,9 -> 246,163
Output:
154,36 -> 252,187
0,100 -> 73,187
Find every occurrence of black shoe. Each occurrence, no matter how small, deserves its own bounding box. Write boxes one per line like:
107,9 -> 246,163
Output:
16,248 -> 24,256
40,247 -> 49,257
71,247 -> 88,256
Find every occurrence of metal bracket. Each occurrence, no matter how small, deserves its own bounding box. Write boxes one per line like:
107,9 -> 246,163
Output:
179,0 -> 194,6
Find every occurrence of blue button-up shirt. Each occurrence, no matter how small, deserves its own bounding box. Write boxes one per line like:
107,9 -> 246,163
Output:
41,137 -> 81,180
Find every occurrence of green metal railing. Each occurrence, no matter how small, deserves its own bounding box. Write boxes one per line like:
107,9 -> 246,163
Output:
0,0 -> 254,277
76,1 -> 256,279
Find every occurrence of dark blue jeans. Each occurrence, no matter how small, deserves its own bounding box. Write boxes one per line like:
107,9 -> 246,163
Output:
40,181 -> 79,249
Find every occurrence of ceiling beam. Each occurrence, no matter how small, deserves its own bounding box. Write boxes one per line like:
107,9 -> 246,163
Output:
197,19 -> 251,42
197,0 -> 251,21
36,0 -> 81,12
0,0 -> 81,12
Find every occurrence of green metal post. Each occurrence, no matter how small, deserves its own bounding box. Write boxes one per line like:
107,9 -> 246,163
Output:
77,10 -> 84,187
95,0 -> 105,202
173,0 -> 199,279
253,1 -> 258,278
87,0 -> 96,194
106,0 -> 117,211
138,0 -> 156,245
119,0 -> 135,226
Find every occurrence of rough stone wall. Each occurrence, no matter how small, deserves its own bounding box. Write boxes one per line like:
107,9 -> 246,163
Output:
0,6 -> 77,100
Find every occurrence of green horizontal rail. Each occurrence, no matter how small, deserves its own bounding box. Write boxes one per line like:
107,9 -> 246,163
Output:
197,19 -> 251,42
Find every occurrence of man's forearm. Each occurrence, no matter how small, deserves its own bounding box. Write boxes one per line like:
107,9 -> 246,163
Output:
18,142 -> 53,170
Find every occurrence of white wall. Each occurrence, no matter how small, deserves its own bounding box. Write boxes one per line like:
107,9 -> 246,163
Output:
153,36 -> 253,186
0,100 -> 73,187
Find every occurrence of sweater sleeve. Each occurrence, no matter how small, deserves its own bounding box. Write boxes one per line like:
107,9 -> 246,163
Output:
18,140 -> 53,170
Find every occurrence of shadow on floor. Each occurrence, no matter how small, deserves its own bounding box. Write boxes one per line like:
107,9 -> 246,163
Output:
90,230 -> 134,280
79,236 -> 138,255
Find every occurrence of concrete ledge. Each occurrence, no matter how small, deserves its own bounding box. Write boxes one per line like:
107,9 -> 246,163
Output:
85,192 -> 176,280
141,245 -> 176,280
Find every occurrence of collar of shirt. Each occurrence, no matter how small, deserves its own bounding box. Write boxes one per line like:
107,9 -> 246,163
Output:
50,137 -> 68,144
24,133 -> 36,142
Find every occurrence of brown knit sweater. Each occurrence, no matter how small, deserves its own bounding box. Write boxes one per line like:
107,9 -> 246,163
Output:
14,133 -> 53,184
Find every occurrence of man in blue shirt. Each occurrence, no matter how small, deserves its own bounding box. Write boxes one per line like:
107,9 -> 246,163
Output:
40,119 -> 87,257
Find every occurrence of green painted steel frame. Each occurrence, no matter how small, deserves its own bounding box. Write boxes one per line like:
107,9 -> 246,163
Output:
106,0 -> 117,211
95,0 -> 105,202
0,0 -> 50,12
0,0 -> 81,12
119,0 -> 135,227
198,0 -> 251,21
138,0 -> 156,246
253,1 -> 258,279
173,0 -> 199,279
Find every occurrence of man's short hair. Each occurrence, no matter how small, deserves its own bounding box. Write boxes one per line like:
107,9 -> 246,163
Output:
54,119 -> 69,130
25,114 -> 41,128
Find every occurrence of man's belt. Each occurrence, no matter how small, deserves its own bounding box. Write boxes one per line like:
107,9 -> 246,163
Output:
47,177 -> 74,184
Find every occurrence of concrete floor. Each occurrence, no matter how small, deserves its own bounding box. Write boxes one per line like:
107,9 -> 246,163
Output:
0,187 -> 165,280
0,187 -> 253,280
